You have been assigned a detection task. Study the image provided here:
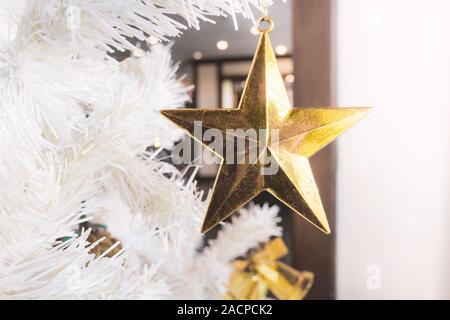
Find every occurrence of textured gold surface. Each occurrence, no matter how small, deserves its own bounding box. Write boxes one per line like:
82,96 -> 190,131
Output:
161,18 -> 369,234
225,238 -> 314,300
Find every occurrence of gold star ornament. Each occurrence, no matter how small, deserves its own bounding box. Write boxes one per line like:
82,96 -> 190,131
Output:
161,17 -> 370,234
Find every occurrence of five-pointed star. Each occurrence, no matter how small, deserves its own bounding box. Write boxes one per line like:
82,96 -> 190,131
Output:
161,30 -> 369,234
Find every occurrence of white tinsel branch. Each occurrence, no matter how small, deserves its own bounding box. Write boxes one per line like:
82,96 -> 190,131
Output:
0,0 -> 284,300
0,230 -> 170,299
202,203 -> 282,263
11,0 -> 275,59
186,204 -> 282,298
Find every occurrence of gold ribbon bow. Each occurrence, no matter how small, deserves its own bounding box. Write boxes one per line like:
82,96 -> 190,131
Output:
225,238 -> 314,300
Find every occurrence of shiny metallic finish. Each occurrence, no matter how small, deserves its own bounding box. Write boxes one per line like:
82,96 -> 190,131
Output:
161,17 -> 370,234
225,238 -> 314,300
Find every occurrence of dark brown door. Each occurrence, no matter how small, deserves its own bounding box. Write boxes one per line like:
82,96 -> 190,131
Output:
291,0 -> 337,300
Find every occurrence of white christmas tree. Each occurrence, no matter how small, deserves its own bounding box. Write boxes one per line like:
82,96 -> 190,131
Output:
0,0 -> 284,299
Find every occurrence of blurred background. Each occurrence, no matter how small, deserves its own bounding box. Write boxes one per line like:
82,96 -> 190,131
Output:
170,0 -> 450,299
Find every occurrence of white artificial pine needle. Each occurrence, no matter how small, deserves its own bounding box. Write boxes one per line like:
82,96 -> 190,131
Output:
0,0 -> 281,300
97,241 -> 122,260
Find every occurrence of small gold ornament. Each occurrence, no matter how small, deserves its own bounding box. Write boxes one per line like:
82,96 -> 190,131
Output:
80,222 -> 123,258
225,238 -> 313,300
161,16 -> 369,234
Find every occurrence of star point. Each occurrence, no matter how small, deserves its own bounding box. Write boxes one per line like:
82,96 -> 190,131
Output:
161,28 -> 369,234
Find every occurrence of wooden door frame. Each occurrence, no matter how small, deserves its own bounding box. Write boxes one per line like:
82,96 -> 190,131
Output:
291,0 -> 337,300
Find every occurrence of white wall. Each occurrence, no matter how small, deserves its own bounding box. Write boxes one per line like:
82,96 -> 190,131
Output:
336,0 -> 450,299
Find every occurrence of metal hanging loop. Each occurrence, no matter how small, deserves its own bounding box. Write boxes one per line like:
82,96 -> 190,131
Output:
256,16 -> 274,33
